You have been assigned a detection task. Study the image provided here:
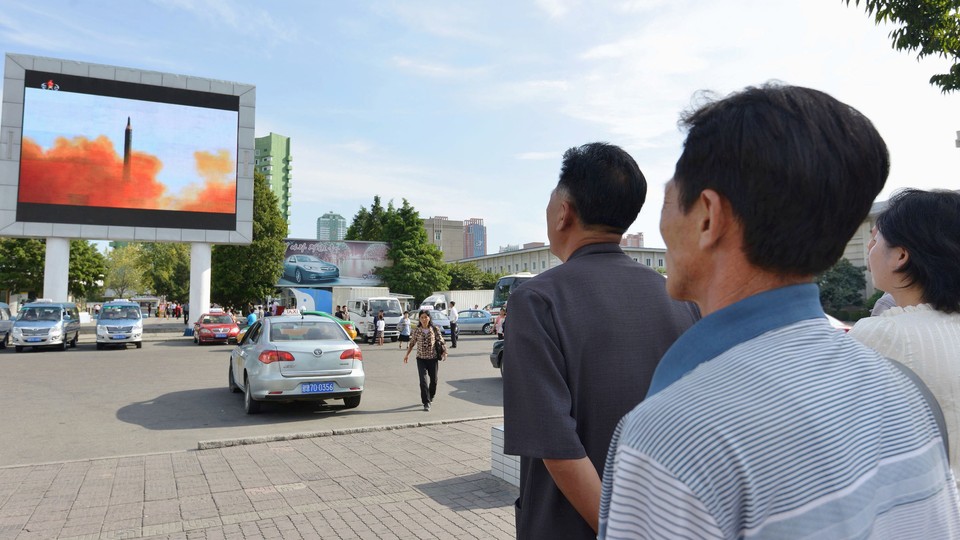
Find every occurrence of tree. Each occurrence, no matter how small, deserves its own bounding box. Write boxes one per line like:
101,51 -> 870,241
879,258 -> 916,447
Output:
138,242 -> 190,301
68,240 -> 106,301
345,196 -> 388,241
0,238 -> 45,297
105,244 -> 143,298
447,262 -> 500,290
818,258 -> 867,312
376,199 -> 450,301
211,172 -> 287,309
845,0 -> 960,92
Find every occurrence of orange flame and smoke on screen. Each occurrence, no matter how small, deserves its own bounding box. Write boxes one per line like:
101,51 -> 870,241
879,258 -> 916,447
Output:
19,136 -> 236,213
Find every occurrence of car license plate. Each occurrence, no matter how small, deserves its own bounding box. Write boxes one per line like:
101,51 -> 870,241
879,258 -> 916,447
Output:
215,333 -> 227,338
302,382 -> 335,394
26,337 -> 42,342
111,335 -> 127,339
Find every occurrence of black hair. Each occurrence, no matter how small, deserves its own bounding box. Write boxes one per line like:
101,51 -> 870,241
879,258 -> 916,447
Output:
558,142 -> 647,234
876,188 -> 960,313
417,309 -> 433,327
674,83 -> 889,275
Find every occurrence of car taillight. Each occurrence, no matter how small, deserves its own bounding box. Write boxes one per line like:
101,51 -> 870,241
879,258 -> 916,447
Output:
340,349 -> 362,361
258,350 -> 295,364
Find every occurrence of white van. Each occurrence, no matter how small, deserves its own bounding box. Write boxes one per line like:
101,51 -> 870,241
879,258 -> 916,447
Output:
96,300 -> 144,349
419,294 -> 448,312
346,296 -> 403,343
12,300 -> 81,352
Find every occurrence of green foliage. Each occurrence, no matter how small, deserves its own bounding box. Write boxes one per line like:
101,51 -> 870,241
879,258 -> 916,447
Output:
0,238 -> 45,296
138,242 -> 190,301
211,172 -> 287,309
818,258 -> 867,312
845,0 -> 960,93
345,196 -> 388,241
68,240 -> 106,300
447,263 -> 500,290
105,244 -> 144,298
371,199 -> 450,301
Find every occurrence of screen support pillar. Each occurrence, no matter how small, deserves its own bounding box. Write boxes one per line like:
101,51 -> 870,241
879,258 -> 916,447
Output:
42,237 -> 69,301
189,243 -> 212,322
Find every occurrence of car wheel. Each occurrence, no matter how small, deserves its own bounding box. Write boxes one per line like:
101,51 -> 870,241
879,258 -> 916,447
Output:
342,395 -> 361,409
15,345 -> 23,353
228,363 -> 240,393
498,352 -> 504,377
482,323 -> 493,335
70,333 -> 78,348
96,343 -> 104,350
135,342 -> 142,349
295,269 -> 303,283
60,339 -> 68,351
244,376 -> 261,414
0,333 -> 7,349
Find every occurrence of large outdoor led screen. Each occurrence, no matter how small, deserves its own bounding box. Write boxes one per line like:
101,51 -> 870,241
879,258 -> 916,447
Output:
0,54 -> 255,243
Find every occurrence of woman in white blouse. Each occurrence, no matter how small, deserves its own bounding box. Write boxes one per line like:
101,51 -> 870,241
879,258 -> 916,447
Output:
850,188 -> 960,473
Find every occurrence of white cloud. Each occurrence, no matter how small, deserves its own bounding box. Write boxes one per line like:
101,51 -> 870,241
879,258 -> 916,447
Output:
392,56 -> 489,79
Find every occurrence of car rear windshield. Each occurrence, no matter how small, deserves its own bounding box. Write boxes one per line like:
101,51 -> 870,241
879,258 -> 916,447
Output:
270,321 -> 345,341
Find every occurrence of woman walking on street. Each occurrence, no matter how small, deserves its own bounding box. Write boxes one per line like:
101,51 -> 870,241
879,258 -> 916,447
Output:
403,310 -> 448,411
398,311 -> 412,349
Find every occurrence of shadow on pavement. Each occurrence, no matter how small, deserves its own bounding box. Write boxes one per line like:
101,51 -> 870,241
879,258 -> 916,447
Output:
116,387 -> 367,430
446,377 -> 504,407
415,472 -> 518,510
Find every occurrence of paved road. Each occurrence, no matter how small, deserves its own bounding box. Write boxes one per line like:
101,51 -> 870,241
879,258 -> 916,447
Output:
0,333 -> 504,468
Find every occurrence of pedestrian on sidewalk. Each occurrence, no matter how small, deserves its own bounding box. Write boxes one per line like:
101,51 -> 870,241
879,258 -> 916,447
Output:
398,311 -> 411,349
403,310 -> 447,411
447,301 -> 459,348
375,310 -> 385,346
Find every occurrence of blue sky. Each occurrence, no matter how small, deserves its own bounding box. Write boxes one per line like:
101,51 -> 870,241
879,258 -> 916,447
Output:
1,1 -> 957,251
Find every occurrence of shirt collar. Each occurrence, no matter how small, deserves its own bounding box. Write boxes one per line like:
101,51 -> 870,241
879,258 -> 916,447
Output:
566,242 -> 624,261
646,283 -> 824,397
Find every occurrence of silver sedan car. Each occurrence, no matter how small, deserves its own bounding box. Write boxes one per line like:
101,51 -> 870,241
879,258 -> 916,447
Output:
228,314 -> 364,414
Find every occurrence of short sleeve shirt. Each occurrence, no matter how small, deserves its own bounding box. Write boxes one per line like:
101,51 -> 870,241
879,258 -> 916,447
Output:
502,243 -> 699,540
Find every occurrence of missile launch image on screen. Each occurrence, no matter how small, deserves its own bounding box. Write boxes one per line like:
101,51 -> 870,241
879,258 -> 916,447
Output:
17,87 -> 238,214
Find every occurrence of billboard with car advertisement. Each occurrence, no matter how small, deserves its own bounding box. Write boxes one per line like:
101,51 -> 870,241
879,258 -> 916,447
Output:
278,239 -> 390,287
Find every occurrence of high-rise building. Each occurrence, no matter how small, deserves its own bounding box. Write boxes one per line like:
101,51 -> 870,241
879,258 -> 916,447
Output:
463,218 -> 487,258
423,216 -> 465,262
317,211 -> 347,241
254,133 -> 293,225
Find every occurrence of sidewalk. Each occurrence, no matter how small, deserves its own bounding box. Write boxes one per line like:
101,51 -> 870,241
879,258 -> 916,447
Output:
0,418 -> 517,540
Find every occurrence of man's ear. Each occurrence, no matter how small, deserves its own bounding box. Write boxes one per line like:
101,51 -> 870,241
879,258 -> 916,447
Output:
698,189 -> 734,250
556,198 -> 576,231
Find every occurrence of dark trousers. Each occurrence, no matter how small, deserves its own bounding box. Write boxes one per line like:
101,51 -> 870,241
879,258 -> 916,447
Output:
416,357 -> 439,405
450,323 -> 458,347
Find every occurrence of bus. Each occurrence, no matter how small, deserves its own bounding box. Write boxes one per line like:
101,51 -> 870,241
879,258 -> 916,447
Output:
491,272 -> 535,310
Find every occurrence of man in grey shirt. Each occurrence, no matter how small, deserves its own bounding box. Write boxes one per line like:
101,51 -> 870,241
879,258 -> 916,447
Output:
502,143 -> 699,539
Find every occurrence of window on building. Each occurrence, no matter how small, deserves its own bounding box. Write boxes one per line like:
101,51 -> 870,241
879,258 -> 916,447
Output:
646,258 -> 652,266
541,261 -> 545,269
255,149 -> 260,156
658,258 -> 664,267
434,231 -> 441,241
523,263 -> 528,271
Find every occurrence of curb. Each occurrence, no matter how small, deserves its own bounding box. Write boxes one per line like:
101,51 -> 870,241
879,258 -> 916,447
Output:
196,414 -> 505,450
0,415 -> 505,470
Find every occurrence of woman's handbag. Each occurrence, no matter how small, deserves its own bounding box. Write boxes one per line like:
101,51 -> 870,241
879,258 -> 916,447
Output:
433,327 -> 445,359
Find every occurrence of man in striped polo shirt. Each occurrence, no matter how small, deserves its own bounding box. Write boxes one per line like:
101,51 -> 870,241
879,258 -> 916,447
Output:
598,84 -> 960,539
